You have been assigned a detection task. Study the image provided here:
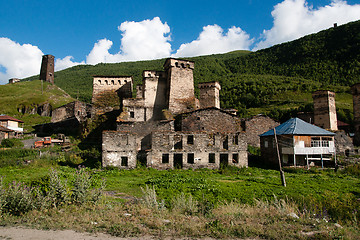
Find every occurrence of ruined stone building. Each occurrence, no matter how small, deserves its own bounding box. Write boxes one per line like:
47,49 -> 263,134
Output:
40,55 -> 55,84
102,58 -> 248,169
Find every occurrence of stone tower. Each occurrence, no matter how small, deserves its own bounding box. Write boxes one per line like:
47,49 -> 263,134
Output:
351,83 -> 360,145
198,82 -> 221,109
40,55 -> 55,84
164,58 -> 195,115
312,90 -> 338,130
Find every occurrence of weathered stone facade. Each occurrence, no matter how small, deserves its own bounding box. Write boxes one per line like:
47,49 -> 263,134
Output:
149,132 -> 247,170
198,82 -> 221,109
179,108 -> 242,133
312,90 -> 338,131
92,75 -> 133,114
101,58 -> 248,170
40,55 -> 55,84
165,58 -> 196,115
51,101 -> 91,123
102,131 -> 138,169
242,115 -> 279,147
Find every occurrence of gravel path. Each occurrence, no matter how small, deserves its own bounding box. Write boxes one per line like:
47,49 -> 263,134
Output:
0,227 -> 220,240
0,227 -> 154,240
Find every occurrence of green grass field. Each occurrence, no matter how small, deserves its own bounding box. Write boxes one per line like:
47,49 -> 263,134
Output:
0,147 -> 359,239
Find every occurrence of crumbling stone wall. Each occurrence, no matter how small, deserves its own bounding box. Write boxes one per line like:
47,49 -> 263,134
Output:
180,108 -> 242,133
102,131 -> 138,169
51,101 -> 91,123
149,131 -> 247,170
243,115 -> 279,147
334,130 -> 354,155
117,120 -> 174,150
92,76 -> 133,114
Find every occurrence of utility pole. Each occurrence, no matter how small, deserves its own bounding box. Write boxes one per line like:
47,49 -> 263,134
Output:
274,128 -> 286,187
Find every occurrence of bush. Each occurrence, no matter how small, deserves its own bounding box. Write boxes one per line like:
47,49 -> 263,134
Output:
0,168 -> 105,215
0,180 -> 35,215
171,192 -> 198,215
0,138 -> 23,148
71,167 -> 105,204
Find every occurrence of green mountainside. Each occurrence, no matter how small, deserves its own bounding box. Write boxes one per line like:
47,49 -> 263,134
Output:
0,80 -> 74,131
22,20 -> 360,126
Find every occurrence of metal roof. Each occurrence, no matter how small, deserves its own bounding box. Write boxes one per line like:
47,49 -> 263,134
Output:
260,118 -> 335,136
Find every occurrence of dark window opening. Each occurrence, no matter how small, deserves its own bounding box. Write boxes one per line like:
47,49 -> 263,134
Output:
111,80 -> 115,85
121,157 -> 128,167
187,135 -> 194,145
130,111 -> 135,118
232,153 -> 239,163
209,153 -> 215,163
223,136 -> 228,150
162,154 -> 169,164
187,153 -> 194,164
220,154 -> 229,168
174,154 -> 183,169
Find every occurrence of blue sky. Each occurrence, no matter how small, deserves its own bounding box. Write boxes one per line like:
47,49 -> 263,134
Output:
0,0 -> 359,84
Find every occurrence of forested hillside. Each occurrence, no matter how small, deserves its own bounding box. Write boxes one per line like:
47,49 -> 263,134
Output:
24,20 -> 360,124
225,20 -> 360,86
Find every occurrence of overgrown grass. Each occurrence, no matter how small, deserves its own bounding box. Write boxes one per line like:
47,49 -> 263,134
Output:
0,156 -> 359,238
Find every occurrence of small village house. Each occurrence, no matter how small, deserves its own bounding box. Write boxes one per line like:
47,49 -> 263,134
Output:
0,115 -> 24,137
260,118 -> 336,168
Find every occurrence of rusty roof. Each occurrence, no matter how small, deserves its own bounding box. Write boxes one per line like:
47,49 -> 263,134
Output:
0,115 -> 24,123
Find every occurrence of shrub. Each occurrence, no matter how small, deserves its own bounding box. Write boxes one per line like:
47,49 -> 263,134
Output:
0,138 -> 23,148
171,192 -> 198,215
71,167 -> 105,204
46,169 -> 69,208
140,185 -> 165,210
1,181 -> 35,215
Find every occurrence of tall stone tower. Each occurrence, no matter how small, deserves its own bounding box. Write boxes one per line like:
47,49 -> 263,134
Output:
312,90 -> 338,130
164,58 -> 195,115
198,82 -> 221,109
40,55 -> 55,84
351,83 -> 360,145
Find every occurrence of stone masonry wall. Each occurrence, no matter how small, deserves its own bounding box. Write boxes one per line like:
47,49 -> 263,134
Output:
149,131 -> 247,170
102,131 -> 138,169
51,101 -> 90,123
40,55 -> 55,84
243,115 -> 279,147
312,90 -> 338,131
198,82 -> 221,109
180,108 -> 242,133
165,58 -> 196,115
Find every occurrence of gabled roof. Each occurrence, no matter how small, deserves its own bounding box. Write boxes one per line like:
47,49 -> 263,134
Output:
0,125 -> 14,132
260,118 -> 335,136
0,115 -> 24,123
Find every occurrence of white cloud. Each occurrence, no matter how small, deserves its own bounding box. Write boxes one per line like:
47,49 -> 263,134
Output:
255,0 -> 360,50
55,56 -> 85,71
173,25 -> 253,57
0,38 -> 43,84
86,17 -> 172,64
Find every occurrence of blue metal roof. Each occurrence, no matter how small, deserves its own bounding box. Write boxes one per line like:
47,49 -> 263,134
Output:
260,118 -> 335,136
